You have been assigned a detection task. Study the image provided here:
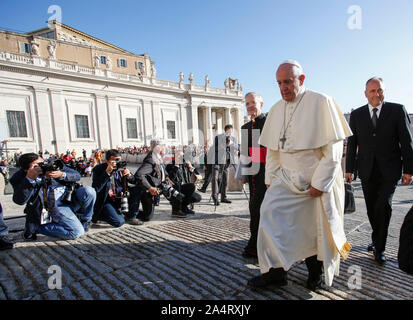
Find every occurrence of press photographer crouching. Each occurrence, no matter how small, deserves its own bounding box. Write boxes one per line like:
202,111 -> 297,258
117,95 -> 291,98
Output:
166,150 -> 202,215
135,139 -> 187,220
92,149 -> 143,227
10,153 -> 96,240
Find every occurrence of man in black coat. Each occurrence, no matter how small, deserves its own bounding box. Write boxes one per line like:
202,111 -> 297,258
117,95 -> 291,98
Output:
92,149 -> 143,227
135,140 -> 187,220
165,150 -> 202,215
346,77 -> 413,265
236,92 -> 267,258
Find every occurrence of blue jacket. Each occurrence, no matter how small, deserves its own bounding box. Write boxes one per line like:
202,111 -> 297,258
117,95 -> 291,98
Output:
10,164 -> 81,227
92,163 -> 137,219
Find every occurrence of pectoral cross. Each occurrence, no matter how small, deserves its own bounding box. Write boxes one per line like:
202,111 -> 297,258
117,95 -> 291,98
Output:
280,135 -> 287,149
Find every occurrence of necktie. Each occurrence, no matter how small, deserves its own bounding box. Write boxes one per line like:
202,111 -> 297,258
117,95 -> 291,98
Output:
372,108 -> 378,129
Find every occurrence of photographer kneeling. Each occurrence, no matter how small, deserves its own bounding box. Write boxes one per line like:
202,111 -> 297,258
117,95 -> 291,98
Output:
92,149 -> 143,227
166,150 -> 202,215
135,140 -> 187,220
10,153 -> 96,240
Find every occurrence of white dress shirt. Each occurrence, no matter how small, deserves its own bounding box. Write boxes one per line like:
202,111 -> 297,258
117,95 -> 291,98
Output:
368,102 -> 383,119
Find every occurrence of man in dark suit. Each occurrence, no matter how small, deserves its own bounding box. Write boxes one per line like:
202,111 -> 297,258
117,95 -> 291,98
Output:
236,92 -> 267,258
10,153 -> 96,240
92,149 -> 143,227
209,124 -> 239,206
346,77 -> 413,265
135,140 -> 187,220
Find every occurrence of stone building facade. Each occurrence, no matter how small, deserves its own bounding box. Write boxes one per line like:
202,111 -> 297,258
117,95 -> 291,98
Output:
0,21 -> 244,155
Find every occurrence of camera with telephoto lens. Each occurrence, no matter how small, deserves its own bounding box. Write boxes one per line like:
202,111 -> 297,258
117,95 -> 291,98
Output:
61,182 -> 82,205
120,190 -> 130,214
38,159 -> 65,175
158,181 -> 185,202
115,159 -> 127,171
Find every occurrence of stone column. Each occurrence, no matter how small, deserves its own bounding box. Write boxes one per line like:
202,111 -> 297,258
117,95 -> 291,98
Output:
106,96 -> 120,148
32,87 -> 55,153
225,107 -> 232,126
190,104 -> 199,145
142,99 -> 153,145
206,106 -> 213,145
94,94 -> 110,149
152,101 -> 163,140
48,89 -> 67,154
237,106 -> 244,143
179,103 -> 188,145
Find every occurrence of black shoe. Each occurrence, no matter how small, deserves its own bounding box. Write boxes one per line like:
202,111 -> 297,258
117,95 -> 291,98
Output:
126,218 -> 144,226
367,243 -> 375,253
375,252 -> 386,266
182,207 -> 195,215
23,230 -> 37,241
247,268 -> 288,288
306,275 -> 322,291
171,210 -> 187,218
198,188 -> 207,193
0,236 -> 14,250
136,211 -> 150,222
213,199 -> 220,206
221,198 -> 232,204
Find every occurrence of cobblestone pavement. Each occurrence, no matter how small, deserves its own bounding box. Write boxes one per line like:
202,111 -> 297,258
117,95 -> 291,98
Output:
1,168 -> 413,300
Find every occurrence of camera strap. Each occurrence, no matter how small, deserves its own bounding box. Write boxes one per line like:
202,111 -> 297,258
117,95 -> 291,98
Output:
41,178 -> 55,211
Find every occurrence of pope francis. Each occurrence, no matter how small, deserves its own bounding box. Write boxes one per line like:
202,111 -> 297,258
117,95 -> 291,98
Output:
248,60 -> 353,291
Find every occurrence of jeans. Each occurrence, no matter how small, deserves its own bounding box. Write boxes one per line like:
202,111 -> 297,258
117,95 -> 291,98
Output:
71,186 -> 96,223
0,202 -> 8,237
99,203 -> 125,227
36,186 -> 96,240
126,185 -> 142,221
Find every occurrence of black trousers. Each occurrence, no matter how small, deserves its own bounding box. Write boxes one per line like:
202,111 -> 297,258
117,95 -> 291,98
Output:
172,183 -> 202,211
361,163 -> 397,254
139,191 -> 155,220
245,172 -> 266,254
200,164 -> 213,190
211,164 -> 229,201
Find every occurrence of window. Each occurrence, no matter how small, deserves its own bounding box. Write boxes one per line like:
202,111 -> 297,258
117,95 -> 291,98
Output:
136,61 -> 143,70
118,59 -> 128,68
6,110 -> 28,138
166,121 -> 176,140
100,56 -> 107,65
126,118 -> 138,139
20,43 -> 31,54
74,115 -> 90,139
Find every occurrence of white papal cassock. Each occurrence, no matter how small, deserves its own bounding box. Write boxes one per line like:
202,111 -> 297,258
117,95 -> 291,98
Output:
258,86 -> 353,286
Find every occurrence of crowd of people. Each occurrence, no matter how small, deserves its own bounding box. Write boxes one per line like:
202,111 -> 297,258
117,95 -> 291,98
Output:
1,59 -> 413,294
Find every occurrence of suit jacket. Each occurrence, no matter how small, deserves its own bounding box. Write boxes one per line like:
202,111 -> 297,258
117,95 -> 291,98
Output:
207,133 -> 239,165
166,163 -> 200,188
92,163 -> 136,216
135,152 -> 168,190
10,163 -> 81,226
346,102 -> 413,182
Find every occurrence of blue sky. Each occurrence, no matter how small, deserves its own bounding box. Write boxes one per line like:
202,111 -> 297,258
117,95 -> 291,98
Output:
1,0 -> 413,114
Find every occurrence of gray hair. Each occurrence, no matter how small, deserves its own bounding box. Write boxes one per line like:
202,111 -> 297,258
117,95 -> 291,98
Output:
366,77 -> 385,90
279,59 -> 304,77
245,92 -> 263,105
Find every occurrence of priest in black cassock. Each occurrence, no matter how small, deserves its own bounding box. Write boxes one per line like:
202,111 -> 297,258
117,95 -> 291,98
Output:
236,92 -> 267,258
